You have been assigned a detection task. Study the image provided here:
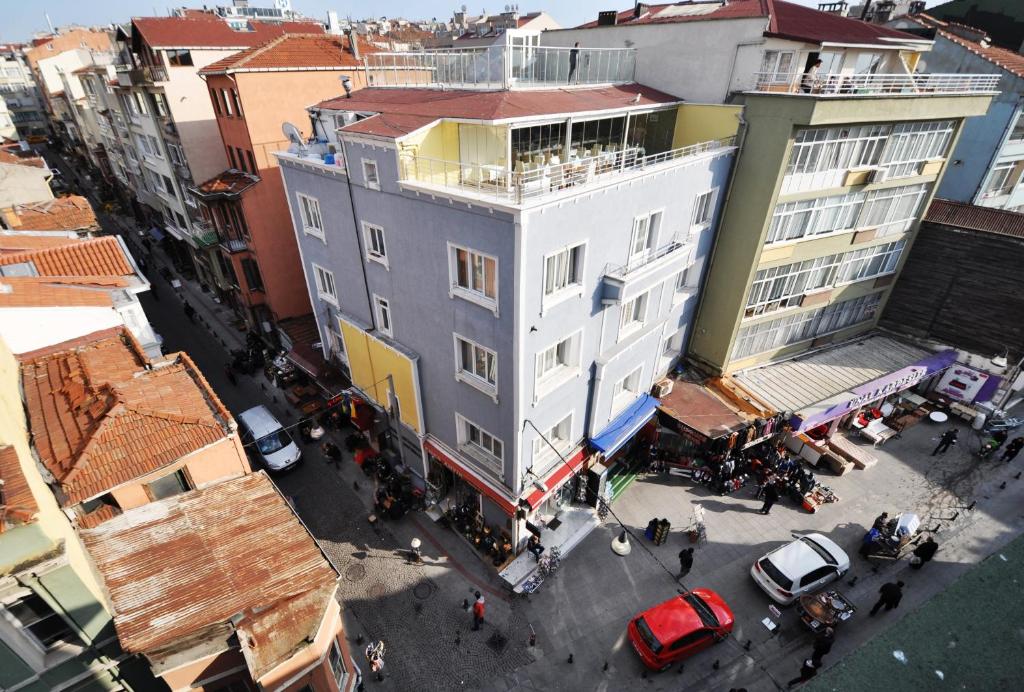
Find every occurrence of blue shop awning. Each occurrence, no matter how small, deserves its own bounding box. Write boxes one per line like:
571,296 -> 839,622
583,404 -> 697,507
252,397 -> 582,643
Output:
148,226 -> 165,242
590,393 -> 659,457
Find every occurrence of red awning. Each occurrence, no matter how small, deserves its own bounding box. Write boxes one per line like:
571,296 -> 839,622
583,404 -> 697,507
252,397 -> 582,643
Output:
423,439 -> 517,516
525,447 -> 588,510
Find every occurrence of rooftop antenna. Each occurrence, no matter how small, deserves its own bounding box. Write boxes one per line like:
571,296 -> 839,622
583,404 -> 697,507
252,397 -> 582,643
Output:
45,12 -> 55,33
282,121 -> 307,153
340,75 -> 352,98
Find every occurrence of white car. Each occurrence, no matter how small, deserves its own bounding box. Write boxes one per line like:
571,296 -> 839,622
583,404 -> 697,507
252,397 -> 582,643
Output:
750,533 -> 850,605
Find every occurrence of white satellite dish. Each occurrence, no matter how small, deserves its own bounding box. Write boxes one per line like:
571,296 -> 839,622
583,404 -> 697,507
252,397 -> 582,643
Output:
282,122 -> 307,154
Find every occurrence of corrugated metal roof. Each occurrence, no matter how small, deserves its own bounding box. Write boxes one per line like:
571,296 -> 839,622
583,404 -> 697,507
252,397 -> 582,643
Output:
733,334 -> 932,413
80,473 -> 337,679
926,198 -> 1024,239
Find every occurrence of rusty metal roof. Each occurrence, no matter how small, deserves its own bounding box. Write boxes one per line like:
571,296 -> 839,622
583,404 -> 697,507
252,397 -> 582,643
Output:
926,199 -> 1024,239
80,472 -> 338,679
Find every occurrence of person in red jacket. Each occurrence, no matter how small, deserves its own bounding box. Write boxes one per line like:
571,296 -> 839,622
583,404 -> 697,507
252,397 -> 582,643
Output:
472,592 -> 485,631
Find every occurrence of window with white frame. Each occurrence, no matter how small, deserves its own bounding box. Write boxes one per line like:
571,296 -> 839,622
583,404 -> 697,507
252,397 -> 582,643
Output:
766,190 -> 866,244
297,193 -> 324,239
983,163 -> 1015,197
759,50 -> 796,83
663,331 -> 680,357
147,135 -> 162,158
449,244 -> 497,308
673,269 -> 689,303
611,366 -> 643,413
835,240 -> 906,284
312,264 -> 337,304
2,591 -> 82,652
745,255 -> 841,317
167,142 -> 185,166
373,295 -> 392,336
532,413 -> 572,465
363,222 -> 387,266
786,124 -> 890,177
362,158 -> 380,190
544,243 -> 585,298
880,120 -> 955,178
859,183 -> 928,236
536,331 -> 581,385
629,212 -> 661,263
619,291 -> 649,336
692,190 -> 716,228
329,640 -> 348,688
457,414 -> 503,473
1010,113 -> 1024,143
455,334 -> 497,392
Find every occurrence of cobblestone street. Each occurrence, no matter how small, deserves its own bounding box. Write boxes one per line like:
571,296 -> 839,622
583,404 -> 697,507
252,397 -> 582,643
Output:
115,218 -> 1024,691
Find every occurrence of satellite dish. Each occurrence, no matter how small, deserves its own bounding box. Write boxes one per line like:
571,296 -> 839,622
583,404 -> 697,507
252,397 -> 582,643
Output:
282,122 -> 304,146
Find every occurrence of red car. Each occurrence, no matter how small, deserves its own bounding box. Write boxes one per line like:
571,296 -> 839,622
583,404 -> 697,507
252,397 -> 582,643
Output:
627,589 -> 734,671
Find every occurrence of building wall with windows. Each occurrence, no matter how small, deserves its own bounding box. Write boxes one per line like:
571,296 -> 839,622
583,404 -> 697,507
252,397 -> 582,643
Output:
0,47 -> 48,137
688,92 -> 992,374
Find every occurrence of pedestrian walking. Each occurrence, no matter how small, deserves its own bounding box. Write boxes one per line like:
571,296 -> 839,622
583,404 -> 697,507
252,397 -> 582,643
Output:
182,300 -> 195,323
931,428 -> 958,456
1001,436 -> 1024,463
786,659 -> 818,688
678,547 -> 694,578
759,482 -> 780,515
471,591 -> 485,631
910,536 -> 938,570
321,441 -> 342,469
869,580 -> 904,616
223,362 -> 237,386
810,627 -> 834,666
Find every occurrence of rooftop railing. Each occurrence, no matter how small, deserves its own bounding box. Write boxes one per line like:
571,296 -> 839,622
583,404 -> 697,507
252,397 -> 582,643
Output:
605,232 -> 694,281
749,71 -> 1000,97
399,137 -> 734,206
367,44 -> 637,90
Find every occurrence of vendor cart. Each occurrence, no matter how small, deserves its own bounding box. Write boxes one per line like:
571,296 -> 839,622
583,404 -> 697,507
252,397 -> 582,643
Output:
863,512 -> 920,560
796,589 -> 856,632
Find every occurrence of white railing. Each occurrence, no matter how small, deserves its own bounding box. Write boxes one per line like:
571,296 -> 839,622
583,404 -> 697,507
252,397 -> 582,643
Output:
605,233 -> 693,280
750,71 -> 1000,96
399,137 -> 734,205
367,45 -> 637,91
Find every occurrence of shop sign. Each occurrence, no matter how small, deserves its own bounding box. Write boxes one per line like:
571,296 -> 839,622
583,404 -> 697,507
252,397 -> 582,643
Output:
935,365 -> 990,403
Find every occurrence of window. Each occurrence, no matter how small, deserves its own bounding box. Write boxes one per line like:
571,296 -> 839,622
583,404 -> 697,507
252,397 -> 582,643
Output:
362,159 -> 380,189
455,335 -> 497,393
543,243 -> 584,299
363,222 -> 387,267
759,50 -> 796,83
671,630 -> 713,651
612,366 -> 643,413
297,193 -> 324,239
241,259 -> 264,291
532,413 -> 572,465
329,640 -> 348,688
221,89 -> 233,116
227,146 -> 237,169
745,255 -> 841,317
785,124 -> 889,181
1010,113 -> 1024,143
2,592 -> 81,651
162,175 -> 174,194
984,163 -> 1015,197
209,88 -> 221,115
692,190 -> 716,228
835,240 -> 906,284
881,120 -> 955,178
629,211 -> 661,262
236,147 -> 247,173
457,415 -> 503,471
767,190 -> 865,244
147,469 -> 190,500
152,92 -> 168,117
619,292 -> 649,336
449,244 -> 497,308
167,142 -> 185,166
536,331 -> 581,387
672,269 -> 690,304
166,49 -> 193,66
859,183 -> 928,236
231,89 -> 243,117
373,295 -> 392,336
131,91 -> 148,115
174,211 -> 186,228
246,150 -> 256,174
313,264 -> 337,304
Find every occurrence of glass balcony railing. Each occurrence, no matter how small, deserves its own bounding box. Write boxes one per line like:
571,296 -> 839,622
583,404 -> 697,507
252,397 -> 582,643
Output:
749,71 -> 1000,97
366,44 -> 637,90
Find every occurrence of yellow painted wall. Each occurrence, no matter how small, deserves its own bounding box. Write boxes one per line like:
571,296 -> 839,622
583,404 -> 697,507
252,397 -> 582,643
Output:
0,337 -> 109,608
399,120 -> 460,186
672,104 -> 742,148
338,321 -> 422,434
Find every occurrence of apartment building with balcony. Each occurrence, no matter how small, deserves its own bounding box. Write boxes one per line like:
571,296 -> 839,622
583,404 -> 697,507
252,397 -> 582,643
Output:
193,33 -> 374,333
549,1 -> 995,377
277,40 -> 737,570
112,11 -> 322,289
888,13 -> 1024,211
0,44 -> 47,139
23,29 -> 113,132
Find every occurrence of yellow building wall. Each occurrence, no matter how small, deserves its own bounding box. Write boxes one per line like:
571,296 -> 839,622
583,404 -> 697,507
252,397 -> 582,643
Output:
399,120 -> 460,187
672,103 -> 743,148
338,321 -> 422,434
0,337 -> 109,608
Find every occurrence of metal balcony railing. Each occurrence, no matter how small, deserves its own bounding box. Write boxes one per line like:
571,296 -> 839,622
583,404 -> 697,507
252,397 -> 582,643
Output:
367,44 -> 637,90
115,63 -> 168,86
605,233 -> 694,281
398,137 -> 733,206
749,71 -> 1000,96
220,237 -> 249,253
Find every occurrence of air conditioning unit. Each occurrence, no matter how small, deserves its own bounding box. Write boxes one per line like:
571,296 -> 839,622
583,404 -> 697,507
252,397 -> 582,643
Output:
652,379 -> 674,398
869,167 -> 889,184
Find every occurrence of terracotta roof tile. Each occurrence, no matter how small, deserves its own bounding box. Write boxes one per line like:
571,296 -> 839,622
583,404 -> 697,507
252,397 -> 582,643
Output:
925,199 -> 1024,239
0,278 -> 115,307
576,0 -> 769,28
193,169 -> 259,196
0,149 -> 47,168
0,234 -> 82,254
0,445 -> 38,530
200,33 -> 376,75
18,328 -> 234,505
0,236 -> 133,276
3,196 -> 99,232
132,13 -> 323,49
80,472 -> 338,676
906,14 -> 1024,80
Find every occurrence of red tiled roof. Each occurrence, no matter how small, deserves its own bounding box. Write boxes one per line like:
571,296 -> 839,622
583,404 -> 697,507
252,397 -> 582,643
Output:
132,13 -> 324,49
200,33 -> 376,75
905,14 -> 1024,80
0,149 -> 47,168
925,199 -> 1024,240
19,328 -> 234,505
0,445 -> 38,530
0,236 -> 132,276
318,83 -> 682,138
576,0 -> 769,28
0,234 -> 81,254
80,472 -> 338,677
3,196 -> 99,232
0,277 -> 116,308
193,169 -> 259,196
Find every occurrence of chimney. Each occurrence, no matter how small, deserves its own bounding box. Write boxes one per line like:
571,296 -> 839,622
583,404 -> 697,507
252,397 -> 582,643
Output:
346,28 -> 361,60
597,10 -> 618,26
634,3 -> 649,19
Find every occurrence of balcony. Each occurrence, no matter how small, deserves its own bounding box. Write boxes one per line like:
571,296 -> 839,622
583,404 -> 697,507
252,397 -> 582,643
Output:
366,44 -> 636,91
220,237 -> 250,253
115,63 -> 168,87
749,71 -> 1000,97
191,222 -> 219,248
399,138 -> 734,207
602,233 -> 696,304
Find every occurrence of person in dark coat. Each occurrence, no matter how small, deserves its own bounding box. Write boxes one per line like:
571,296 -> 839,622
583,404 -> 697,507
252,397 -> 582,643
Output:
871,512 -> 889,532
182,300 -> 195,323
678,547 -> 694,578
786,659 -> 818,688
811,627 -> 834,666
931,429 -> 958,456
759,482 -> 780,514
1001,436 -> 1024,463
911,536 -> 938,569
869,581 -> 904,616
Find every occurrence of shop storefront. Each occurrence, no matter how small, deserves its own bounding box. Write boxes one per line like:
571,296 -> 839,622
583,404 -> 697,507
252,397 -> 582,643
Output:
587,394 -> 660,503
